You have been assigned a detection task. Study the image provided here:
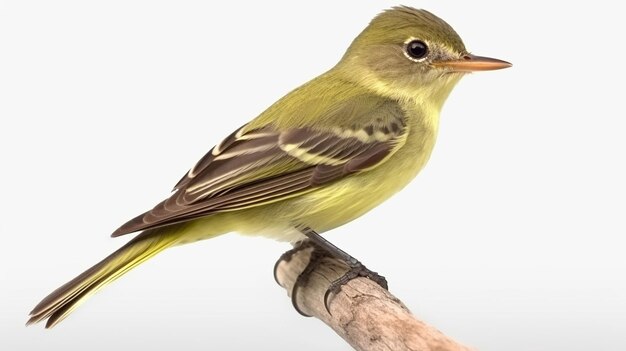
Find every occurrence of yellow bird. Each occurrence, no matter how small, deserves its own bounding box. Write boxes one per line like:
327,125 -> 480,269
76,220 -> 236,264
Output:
28,6 -> 510,328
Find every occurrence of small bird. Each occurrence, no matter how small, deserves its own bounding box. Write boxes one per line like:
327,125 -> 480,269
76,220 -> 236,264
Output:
28,6 -> 511,328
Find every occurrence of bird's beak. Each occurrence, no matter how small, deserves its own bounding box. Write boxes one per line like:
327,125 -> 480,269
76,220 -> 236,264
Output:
432,54 -> 512,72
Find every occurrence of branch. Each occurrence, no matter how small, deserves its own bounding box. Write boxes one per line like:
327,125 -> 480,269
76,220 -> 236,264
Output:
274,243 -> 473,351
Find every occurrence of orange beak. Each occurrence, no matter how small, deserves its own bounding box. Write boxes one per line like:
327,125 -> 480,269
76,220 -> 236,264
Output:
432,54 -> 512,72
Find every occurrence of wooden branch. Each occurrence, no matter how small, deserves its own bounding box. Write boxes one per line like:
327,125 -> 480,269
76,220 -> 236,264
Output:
274,243 -> 473,351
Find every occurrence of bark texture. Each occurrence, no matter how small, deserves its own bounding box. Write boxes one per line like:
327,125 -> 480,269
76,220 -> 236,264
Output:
274,244 -> 473,351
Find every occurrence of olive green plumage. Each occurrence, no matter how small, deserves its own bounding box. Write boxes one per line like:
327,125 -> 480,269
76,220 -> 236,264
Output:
28,6 -> 510,328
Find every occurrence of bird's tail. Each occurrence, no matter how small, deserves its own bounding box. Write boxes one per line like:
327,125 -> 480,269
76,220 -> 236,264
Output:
27,227 -> 182,328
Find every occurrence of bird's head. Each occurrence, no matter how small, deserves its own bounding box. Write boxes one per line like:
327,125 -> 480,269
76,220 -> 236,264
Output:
338,6 -> 511,106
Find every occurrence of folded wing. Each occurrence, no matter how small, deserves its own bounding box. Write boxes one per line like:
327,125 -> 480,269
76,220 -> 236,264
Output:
112,100 -> 408,237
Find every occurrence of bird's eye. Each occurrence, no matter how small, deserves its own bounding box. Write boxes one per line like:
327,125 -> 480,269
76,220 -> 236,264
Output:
405,40 -> 429,61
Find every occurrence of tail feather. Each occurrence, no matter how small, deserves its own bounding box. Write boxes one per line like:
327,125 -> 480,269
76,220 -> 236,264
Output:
28,228 -> 178,328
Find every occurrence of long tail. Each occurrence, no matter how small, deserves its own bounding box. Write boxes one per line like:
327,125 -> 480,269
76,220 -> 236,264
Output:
27,227 -> 181,328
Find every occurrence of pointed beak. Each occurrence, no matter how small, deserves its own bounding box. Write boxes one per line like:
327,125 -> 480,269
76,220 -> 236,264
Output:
432,54 -> 512,72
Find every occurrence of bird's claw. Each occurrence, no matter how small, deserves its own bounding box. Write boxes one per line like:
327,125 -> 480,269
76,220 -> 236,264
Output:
290,247 -> 326,317
273,241 -> 307,286
273,240 -> 321,317
276,230 -> 388,317
323,261 -> 388,314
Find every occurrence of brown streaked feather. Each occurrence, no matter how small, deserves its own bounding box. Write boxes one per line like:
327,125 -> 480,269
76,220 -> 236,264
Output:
173,125 -> 245,191
112,100 -> 408,237
113,169 -> 317,234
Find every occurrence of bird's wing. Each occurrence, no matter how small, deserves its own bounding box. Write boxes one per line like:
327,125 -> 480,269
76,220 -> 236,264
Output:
112,98 -> 409,237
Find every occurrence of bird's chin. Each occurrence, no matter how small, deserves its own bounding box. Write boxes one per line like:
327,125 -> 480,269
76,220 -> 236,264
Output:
437,70 -> 465,80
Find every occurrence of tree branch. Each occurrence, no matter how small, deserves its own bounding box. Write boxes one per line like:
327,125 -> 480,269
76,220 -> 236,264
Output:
274,242 -> 473,351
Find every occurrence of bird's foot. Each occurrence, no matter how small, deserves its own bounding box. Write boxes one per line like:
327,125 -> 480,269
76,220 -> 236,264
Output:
277,227 -> 389,316
273,240 -> 308,286
294,225 -> 388,315
323,260 -> 388,314
273,240 -> 323,317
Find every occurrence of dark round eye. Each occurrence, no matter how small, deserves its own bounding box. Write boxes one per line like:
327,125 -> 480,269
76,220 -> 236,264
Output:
406,40 -> 428,60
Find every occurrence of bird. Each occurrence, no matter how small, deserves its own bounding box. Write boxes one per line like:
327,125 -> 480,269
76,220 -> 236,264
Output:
28,6 -> 511,328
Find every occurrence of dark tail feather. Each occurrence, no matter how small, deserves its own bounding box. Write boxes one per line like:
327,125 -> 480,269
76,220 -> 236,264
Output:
27,229 -> 178,328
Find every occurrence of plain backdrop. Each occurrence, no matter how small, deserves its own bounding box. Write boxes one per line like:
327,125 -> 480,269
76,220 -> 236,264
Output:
1,1 -> 625,350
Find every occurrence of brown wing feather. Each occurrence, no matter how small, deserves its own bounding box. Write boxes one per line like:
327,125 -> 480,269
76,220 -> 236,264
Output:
112,108 -> 407,237
173,125 -> 245,191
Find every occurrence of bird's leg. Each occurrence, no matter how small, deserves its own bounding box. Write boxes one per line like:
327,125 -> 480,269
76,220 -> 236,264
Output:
297,226 -> 388,314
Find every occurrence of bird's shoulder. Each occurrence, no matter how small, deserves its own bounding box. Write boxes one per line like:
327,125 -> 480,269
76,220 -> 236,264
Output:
246,73 -> 407,132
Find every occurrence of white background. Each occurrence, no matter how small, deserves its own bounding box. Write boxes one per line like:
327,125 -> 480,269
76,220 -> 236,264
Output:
1,1 -> 625,350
